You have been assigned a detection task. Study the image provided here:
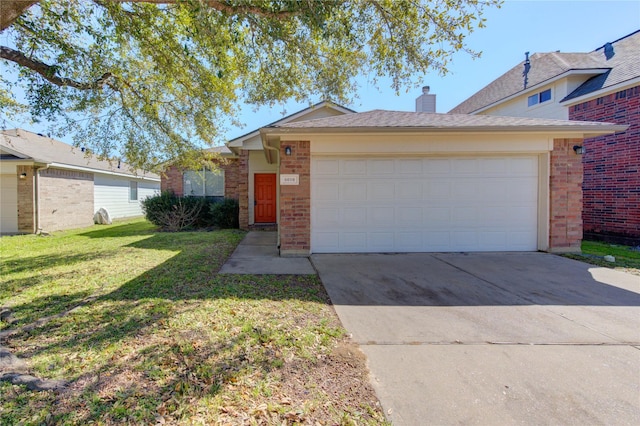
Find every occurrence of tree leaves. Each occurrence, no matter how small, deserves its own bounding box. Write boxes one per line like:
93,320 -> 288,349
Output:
0,0 -> 501,170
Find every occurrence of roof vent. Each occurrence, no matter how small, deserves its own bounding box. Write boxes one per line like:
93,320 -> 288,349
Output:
415,86 -> 436,112
523,52 -> 531,89
603,42 -> 614,60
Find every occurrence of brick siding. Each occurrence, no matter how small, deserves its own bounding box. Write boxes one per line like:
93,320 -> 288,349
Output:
38,168 -> 94,232
278,141 -> 311,256
161,165 -> 184,195
549,139 -> 584,252
237,151 -> 250,230
223,159 -> 240,200
569,85 -> 640,244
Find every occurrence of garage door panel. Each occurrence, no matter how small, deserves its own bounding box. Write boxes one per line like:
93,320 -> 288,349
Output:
425,159 -> 451,173
425,181 -> 451,199
510,157 -> 538,175
314,159 -> 340,175
311,156 -> 539,253
370,159 -> 394,174
370,181 -> 395,199
343,159 -> 367,175
343,182 -> 367,201
396,181 -> 422,199
398,159 -> 423,174
314,181 -> 339,200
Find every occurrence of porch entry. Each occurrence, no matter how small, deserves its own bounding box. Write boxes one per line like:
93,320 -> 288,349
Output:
254,173 -> 277,223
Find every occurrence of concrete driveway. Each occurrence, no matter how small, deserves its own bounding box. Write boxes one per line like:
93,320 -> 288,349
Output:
311,252 -> 640,425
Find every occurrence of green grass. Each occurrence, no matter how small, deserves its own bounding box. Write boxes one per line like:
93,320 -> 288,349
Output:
0,219 -> 386,425
563,240 -> 640,275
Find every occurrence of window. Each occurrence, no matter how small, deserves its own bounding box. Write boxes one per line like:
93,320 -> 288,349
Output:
183,168 -> 224,197
527,88 -> 552,107
129,181 -> 138,201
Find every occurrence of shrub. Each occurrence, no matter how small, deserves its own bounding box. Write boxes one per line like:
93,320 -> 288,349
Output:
142,192 -> 213,231
210,198 -> 240,229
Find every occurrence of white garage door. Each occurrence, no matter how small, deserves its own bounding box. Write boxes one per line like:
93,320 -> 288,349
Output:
0,174 -> 18,234
311,156 -> 539,253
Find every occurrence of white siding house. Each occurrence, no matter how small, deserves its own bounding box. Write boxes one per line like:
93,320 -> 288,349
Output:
0,129 -> 161,234
94,174 -> 159,219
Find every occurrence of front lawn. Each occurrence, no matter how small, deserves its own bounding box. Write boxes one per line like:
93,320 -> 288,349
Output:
0,219 -> 385,424
563,240 -> 640,276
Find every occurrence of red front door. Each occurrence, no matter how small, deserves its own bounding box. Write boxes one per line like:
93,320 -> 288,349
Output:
254,174 -> 277,223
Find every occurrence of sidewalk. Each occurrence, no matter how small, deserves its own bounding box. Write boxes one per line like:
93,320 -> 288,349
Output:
219,232 -> 316,275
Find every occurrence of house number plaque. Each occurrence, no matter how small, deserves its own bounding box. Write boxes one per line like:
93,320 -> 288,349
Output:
280,174 -> 299,185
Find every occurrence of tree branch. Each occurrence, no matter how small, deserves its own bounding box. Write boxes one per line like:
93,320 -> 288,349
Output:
120,0 -> 302,18
0,0 -> 38,31
0,46 -> 113,89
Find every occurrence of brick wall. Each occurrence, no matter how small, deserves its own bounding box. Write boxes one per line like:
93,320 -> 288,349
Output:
549,139 -> 584,252
569,85 -> 639,244
223,159 -> 240,200
38,168 -> 94,232
161,165 -> 184,195
237,150 -> 250,230
16,165 -> 36,233
278,141 -> 311,256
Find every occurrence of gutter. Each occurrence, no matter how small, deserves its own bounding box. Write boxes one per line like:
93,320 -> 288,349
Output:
47,162 -> 161,182
261,124 -> 629,139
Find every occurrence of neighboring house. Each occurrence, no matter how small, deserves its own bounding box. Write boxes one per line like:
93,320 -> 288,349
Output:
163,100 -> 624,255
0,129 -> 160,234
450,30 -> 640,245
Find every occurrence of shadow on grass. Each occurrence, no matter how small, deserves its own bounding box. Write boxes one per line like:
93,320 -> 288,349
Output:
78,221 -> 157,239
3,230 -> 328,423
0,251 -> 118,279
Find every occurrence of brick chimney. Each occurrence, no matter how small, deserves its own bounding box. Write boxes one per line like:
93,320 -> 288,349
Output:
415,86 -> 436,113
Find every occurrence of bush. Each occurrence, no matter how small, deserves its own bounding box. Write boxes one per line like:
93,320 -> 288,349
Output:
142,192 -> 213,231
210,198 -> 240,229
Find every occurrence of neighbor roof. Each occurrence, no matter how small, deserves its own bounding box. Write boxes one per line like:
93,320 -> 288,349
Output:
450,30 -> 640,114
0,129 -> 160,180
267,109 -> 627,136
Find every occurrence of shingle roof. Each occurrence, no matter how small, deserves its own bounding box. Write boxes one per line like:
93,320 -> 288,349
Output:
450,30 -> 640,113
271,109 -> 626,134
0,129 -> 160,180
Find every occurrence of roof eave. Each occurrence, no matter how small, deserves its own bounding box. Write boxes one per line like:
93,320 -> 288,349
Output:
560,76 -> 640,105
263,124 -> 627,138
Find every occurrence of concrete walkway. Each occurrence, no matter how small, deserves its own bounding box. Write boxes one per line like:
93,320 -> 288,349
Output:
219,231 -> 315,274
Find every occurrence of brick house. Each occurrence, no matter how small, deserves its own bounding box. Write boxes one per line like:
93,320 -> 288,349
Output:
450,30 -> 640,245
163,105 -> 623,256
0,129 -> 160,234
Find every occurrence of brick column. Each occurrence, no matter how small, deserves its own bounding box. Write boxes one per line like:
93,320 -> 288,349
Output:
222,158 -> 239,200
161,165 -> 184,195
279,141 -> 311,257
549,138 -> 584,252
238,150 -> 250,230
17,165 -> 36,233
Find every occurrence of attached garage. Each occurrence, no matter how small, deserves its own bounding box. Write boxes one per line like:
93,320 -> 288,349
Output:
259,109 -> 626,256
311,155 -> 539,253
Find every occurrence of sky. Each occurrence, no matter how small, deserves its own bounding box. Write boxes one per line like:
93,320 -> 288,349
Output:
227,0 -> 640,140
2,0 -> 640,145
